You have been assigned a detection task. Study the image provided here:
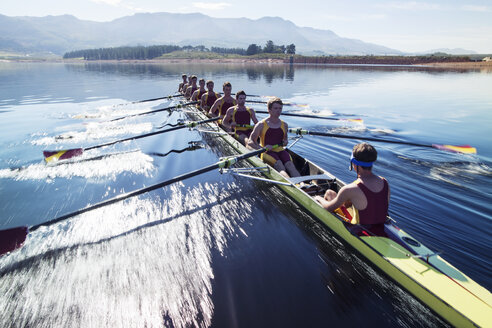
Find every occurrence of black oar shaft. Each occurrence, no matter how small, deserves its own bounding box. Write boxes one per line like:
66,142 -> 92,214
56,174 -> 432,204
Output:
114,94 -> 184,107
132,94 -> 183,104
31,147 -> 266,232
110,101 -> 198,122
85,117 -> 219,151
292,129 -> 432,148
255,110 -> 341,121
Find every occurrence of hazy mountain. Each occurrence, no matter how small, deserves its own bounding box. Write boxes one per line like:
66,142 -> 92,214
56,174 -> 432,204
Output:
417,48 -> 478,55
0,12 -> 402,56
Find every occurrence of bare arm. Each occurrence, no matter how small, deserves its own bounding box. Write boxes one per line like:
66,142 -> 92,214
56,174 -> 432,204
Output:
250,109 -> 259,124
209,98 -> 221,116
315,186 -> 352,212
191,90 -> 199,102
283,121 -> 289,147
222,107 -> 235,131
185,87 -> 192,100
246,122 -> 264,150
200,94 -> 206,111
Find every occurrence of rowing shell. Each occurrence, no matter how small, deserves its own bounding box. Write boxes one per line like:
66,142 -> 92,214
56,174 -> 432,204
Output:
184,104 -> 491,327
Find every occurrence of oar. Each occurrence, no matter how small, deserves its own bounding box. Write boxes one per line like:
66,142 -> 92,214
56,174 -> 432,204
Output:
43,117 -> 219,163
109,101 -> 198,122
220,92 -> 263,98
112,94 -> 184,107
254,110 -> 362,123
0,147 -> 268,256
246,100 -> 308,107
289,128 -> 477,154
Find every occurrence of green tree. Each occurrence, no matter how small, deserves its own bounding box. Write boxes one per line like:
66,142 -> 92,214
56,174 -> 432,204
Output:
246,44 -> 261,55
286,44 -> 296,54
264,40 -> 275,53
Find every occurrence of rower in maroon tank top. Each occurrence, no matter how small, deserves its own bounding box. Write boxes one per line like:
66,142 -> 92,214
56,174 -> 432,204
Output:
191,78 -> 206,105
209,82 -> 236,118
247,97 -> 301,179
315,143 -> 390,226
184,75 -> 198,100
201,80 -> 220,113
222,90 -> 259,145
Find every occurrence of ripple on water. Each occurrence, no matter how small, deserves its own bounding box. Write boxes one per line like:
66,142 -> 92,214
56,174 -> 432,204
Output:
0,181 -> 254,327
0,151 -> 156,182
30,122 -> 153,146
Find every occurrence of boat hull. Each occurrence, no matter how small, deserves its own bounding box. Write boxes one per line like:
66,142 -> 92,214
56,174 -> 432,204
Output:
186,106 -> 491,328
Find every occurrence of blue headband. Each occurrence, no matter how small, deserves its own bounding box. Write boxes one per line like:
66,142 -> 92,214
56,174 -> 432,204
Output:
350,154 -> 374,167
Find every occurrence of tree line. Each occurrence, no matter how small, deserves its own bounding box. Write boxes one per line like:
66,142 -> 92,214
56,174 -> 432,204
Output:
63,41 -> 295,60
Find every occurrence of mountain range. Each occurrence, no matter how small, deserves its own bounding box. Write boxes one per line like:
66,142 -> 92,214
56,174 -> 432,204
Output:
0,12 -> 405,56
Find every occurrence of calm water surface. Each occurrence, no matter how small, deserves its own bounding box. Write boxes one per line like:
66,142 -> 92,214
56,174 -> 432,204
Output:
0,62 -> 490,327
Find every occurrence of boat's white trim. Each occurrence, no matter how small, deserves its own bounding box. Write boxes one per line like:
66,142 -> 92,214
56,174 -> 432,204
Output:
288,174 -> 335,184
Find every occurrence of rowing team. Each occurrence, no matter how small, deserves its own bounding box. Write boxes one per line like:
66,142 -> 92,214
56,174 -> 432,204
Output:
178,74 -> 390,226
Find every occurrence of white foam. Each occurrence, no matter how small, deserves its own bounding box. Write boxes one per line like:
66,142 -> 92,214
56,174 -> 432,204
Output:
31,122 -> 153,146
0,151 -> 155,182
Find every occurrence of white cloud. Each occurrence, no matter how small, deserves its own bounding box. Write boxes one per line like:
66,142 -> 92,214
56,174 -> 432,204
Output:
461,5 -> 491,12
192,2 -> 232,10
324,14 -> 386,22
381,1 -> 441,11
90,0 -> 122,6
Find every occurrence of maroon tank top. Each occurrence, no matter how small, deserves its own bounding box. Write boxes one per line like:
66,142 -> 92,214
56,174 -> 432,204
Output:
234,109 -> 251,125
263,126 -> 284,146
219,100 -> 235,116
357,179 -> 389,225
196,89 -> 205,100
204,92 -> 218,107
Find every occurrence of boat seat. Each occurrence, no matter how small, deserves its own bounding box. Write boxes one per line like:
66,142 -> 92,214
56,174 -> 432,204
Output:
289,174 -> 334,184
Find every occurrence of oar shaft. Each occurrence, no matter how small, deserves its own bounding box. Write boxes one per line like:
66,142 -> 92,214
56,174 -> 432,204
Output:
255,110 -> 341,121
31,147 -> 266,231
132,94 -> 183,104
85,117 -> 219,151
110,101 -> 198,122
290,129 -> 432,148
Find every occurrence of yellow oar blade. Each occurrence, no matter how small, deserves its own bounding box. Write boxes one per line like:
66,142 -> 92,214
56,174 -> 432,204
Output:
432,144 -> 477,154
346,118 -> 364,123
43,148 -> 84,163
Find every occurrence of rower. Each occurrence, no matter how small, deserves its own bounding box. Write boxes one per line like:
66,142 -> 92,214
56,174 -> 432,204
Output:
222,90 -> 259,145
209,82 -> 236,119
247,97 -> 300,178
201,80 -> 220,113
178,74 -> 187,93
181,75 -> 192,95
184,75 -> 198,100
191,78 -> 207,106
314,143 -> 390,226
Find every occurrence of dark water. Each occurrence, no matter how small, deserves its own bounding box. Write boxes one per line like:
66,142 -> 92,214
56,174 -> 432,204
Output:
0,62 -> 490,327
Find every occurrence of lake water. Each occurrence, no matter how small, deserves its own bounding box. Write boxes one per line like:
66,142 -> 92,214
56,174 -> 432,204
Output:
0,62 -> 490,327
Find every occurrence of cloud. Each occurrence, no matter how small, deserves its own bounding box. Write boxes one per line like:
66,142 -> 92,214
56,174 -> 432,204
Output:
461,5 -> 491,12
324,14 -> 386,22
381,1 -> 441,11
192,2 -> 232,10
90,0 -> 122,6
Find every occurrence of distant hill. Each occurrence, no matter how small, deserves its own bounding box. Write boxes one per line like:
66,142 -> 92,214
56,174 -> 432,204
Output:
417,48 -> 478,55
0,12 -> 401,56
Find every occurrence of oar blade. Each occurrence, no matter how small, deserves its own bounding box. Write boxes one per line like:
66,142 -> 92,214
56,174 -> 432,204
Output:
432,144 -> 477,154
43,148 -> 84,163
346,118 -> 363,123
0,226 -> 28,256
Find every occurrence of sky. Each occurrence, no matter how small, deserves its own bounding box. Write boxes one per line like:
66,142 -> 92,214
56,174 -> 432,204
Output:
2,0 -> 492,53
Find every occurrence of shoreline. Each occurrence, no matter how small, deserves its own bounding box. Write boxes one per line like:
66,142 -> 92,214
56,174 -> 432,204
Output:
2,57 -> 492,69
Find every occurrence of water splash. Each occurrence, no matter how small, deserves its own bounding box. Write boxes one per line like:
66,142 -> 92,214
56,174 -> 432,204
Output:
31,122 -> 153,146
0,151 -> 155,182
0,181 -> 253,327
